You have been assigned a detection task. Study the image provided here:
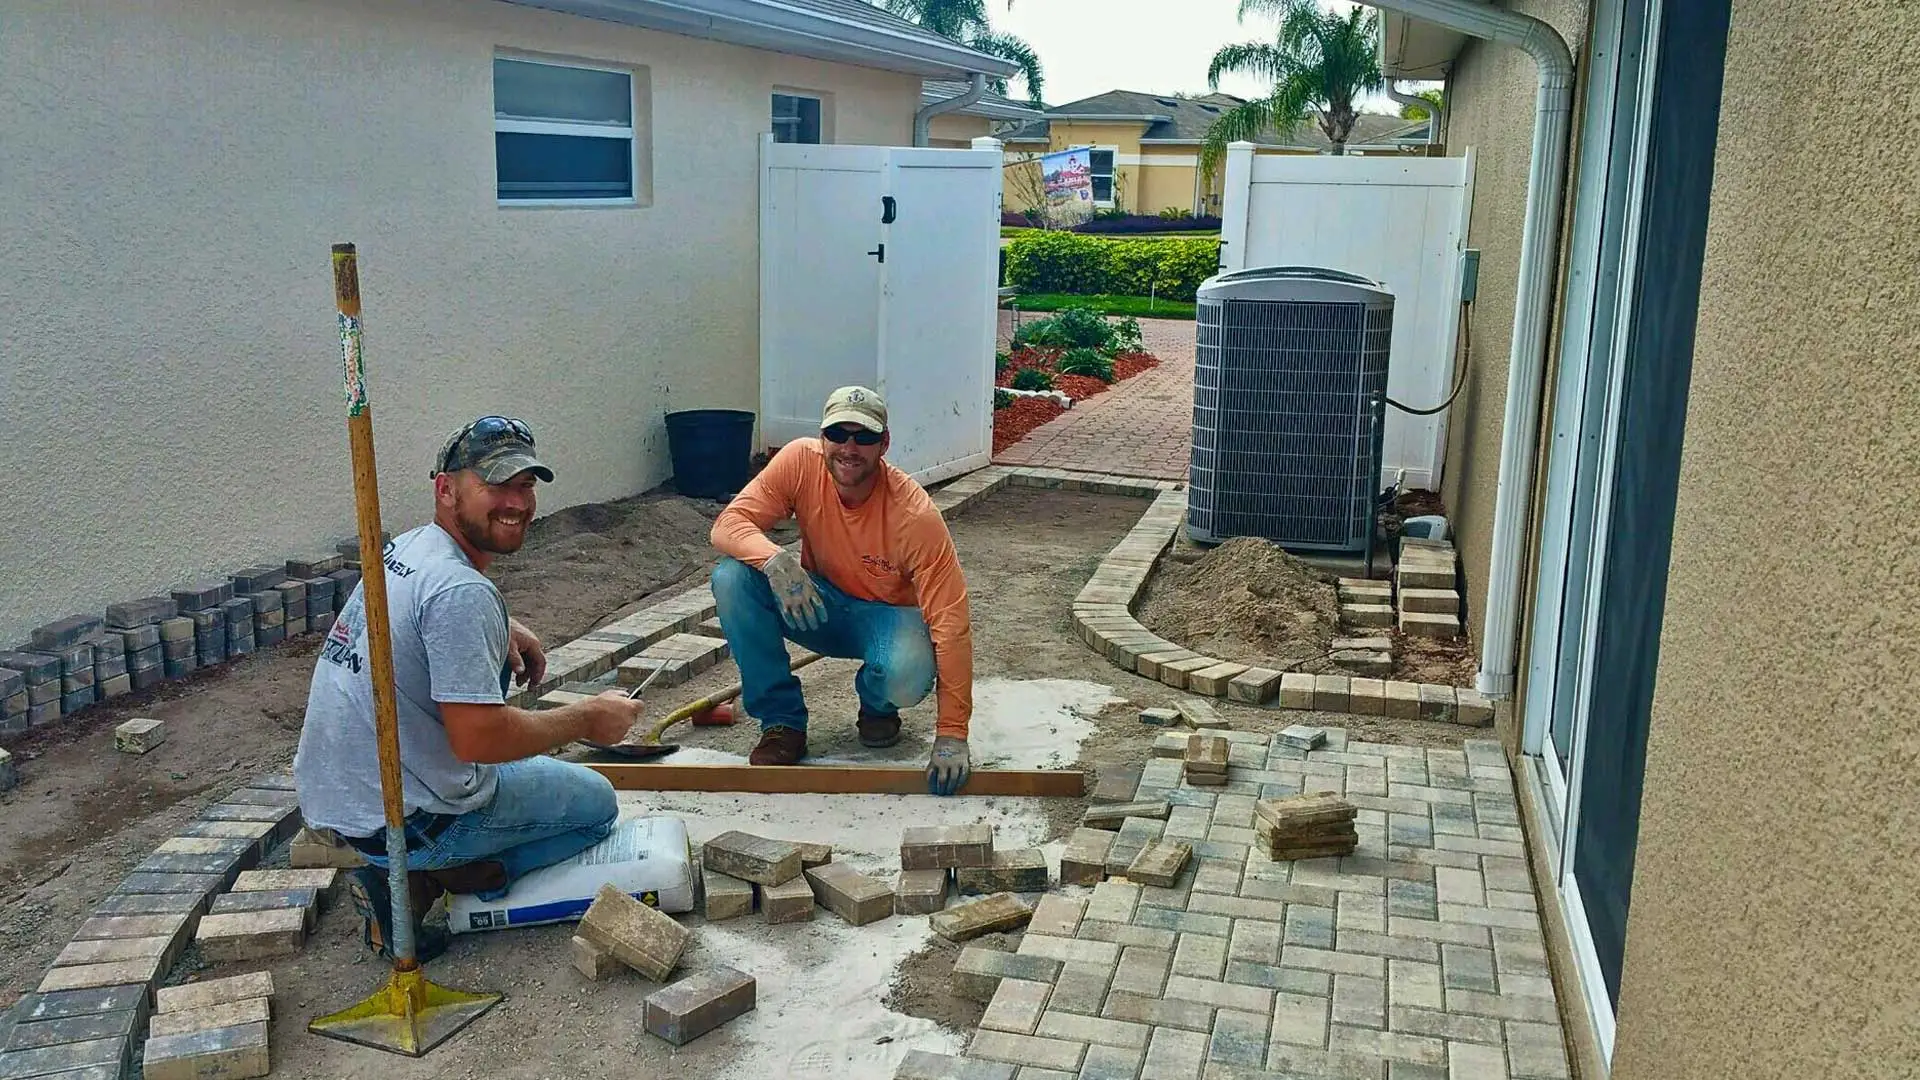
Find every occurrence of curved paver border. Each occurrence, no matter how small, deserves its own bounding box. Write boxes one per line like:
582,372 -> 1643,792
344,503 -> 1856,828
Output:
1070,488 -> 1495,727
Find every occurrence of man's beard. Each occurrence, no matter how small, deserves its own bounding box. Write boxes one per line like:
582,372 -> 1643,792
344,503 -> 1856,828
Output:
455,500 -> 527,555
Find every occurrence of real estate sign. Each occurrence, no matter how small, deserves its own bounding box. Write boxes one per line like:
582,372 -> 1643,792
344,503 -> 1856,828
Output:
1040,146 -> 1095,227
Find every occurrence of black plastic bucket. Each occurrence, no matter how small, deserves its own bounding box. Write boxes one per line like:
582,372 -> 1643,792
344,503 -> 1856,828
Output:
664,409 -> 755,500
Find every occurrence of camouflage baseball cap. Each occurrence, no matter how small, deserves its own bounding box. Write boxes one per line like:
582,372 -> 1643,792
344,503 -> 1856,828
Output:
431,416 -> 554,484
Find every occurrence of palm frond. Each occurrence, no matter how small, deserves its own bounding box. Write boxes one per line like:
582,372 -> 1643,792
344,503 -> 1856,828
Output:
966,30 -> 1044,104
1207,41 -> 1286,89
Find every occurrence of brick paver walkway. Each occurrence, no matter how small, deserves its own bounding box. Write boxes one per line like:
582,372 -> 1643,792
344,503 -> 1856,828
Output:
920,729 -> 1573,1080
995,313 -> 1195,481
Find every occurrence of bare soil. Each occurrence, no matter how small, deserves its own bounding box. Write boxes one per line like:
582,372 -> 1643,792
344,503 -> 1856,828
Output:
0,483 -> 1479,1071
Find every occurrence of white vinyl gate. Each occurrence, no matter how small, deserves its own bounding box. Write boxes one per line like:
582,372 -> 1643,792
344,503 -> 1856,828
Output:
1218,146 -> 1474,490
759,135 -> 1002,484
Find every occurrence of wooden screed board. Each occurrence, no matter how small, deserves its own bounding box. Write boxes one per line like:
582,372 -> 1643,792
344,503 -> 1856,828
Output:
583,763 -> 1086,797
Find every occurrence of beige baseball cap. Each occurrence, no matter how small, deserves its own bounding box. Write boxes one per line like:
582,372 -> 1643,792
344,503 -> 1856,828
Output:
821,385 -> 888,433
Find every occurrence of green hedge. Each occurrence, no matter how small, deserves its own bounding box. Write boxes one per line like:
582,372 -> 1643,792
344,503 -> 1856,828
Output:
1003,232 -> 1221,302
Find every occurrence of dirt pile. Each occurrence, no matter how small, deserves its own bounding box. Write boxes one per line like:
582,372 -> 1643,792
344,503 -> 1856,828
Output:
1136,536 -> 1341,669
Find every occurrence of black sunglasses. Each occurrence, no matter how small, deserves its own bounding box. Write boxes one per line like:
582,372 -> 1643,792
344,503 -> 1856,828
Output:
821,425 -> 884,446
440,415 -> 535,474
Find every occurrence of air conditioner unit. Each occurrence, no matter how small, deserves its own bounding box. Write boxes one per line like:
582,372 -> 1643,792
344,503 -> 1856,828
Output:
1188,266 -> 1394,555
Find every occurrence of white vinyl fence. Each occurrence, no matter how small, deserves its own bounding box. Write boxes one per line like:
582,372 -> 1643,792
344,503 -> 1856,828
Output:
759,135 -> 1003,484
1219,144 -> 1475,490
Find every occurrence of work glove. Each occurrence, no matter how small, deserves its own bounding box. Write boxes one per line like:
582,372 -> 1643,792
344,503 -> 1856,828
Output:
762,549 -> 826,632
927,736 -> 971,796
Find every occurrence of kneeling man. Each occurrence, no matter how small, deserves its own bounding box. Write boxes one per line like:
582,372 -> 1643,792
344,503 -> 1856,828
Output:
709,387 -> 975,795
294,416 -> 643,959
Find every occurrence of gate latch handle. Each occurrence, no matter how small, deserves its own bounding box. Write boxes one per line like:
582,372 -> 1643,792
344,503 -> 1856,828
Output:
882,196 -> 897,224
868,243 -> 885,263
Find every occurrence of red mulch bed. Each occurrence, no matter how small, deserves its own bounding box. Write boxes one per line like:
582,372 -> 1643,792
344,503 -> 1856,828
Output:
991,347 -> 1161,453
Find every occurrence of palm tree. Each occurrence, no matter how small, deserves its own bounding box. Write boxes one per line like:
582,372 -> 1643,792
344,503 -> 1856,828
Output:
1200,0 -> 1384,171
881,0 -> 1044,104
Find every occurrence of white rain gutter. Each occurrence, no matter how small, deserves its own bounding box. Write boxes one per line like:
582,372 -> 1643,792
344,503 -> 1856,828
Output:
1359,0 -> 1574,700
913,73 -> 987,146
1384,79 -> 1447,144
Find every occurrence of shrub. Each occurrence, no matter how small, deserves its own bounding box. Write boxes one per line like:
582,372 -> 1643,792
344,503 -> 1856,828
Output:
995,350 -> 1011,374
1071,213 -> 1223,235
1001,210 -> 1035,227
993,388 -> 1013,410
1004,232 -> 1221,301
1010,367 -> 1054,391
1110,316 -> 1144,353
1157,206 -> 1189,220
1058,346 -> 1115,381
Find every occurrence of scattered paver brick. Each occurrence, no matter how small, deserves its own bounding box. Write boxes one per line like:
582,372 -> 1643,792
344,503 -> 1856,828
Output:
894,868 -> 949,915
805,862 -> 895,926
794,841 -> 833,868
701,869 -> 756,922
1150,732 -> 1190,758
113,718 -> 167,755
142,1020 -> 270,1080
193,907 -> 308,962
1183,735 -> 1228,775
1172,699 -> 1228,729
1137,706 -> 1179,726
703,831 -> 803,886
761,875 -> 816,924
1104,817 -> 1165,878
578,883 -> 691,980
1059,828 -> 1114,887
570,935 -> 617,981
1126,840 -> 1193,888
643,966 -> 756,1045
900,824 -> 993,870
1088,763 -> 1143,804
155,972 -> 275,1014
1082,800 -> 1171,830
148,997 -> 271,1039
956,848 -> 1049,895
931,892 -> 1033,943
1279,724 -> 1327,750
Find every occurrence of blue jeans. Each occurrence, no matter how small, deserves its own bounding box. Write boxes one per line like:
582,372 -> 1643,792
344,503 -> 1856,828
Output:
711,556 -> 936,732
358,756 -> 618,902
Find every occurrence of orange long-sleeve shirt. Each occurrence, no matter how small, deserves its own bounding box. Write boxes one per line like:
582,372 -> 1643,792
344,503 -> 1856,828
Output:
710,439 -> 973,738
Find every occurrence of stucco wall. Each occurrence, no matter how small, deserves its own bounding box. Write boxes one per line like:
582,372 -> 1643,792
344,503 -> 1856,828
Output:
1609,0 -> 1920,1076
0,0 -> 919,642
928,112 -> 992,148
1430,0 -> 1587,666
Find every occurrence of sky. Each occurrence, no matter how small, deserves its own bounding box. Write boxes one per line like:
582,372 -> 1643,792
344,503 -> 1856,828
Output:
987,0 -> 1412,113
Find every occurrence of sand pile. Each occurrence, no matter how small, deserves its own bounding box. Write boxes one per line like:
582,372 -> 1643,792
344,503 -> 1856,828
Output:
1136,536 -> 1341,669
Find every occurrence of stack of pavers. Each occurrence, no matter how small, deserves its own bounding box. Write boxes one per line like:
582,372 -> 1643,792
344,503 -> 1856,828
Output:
143,971 -> 275,1080
230,565 -> 287,653
701,830 -> 896,928
1182,732 -> 1230,787
0,664 -> 26,737
1395,536 -> 1462,639
304,570 -> 341,636
106,594 -> 177,694
1253,791 -> 1360,860
29,614 -> 103,718
1,649 -> 62,728
170,580 -> 235,670
0,773 -> 301,1080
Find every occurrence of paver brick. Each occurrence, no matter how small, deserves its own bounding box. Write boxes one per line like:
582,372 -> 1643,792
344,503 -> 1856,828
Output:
892,1049 -> 1015,1079
1047,960 -> 1116,1016
958,848 -> 1049,894
148,997 -> 271,1038
1330,1023 -> 1446,1066
3,1007 -> 139,1052
1140,1024 -> 1207,1079
967,1030 -> 1087,1073
932,891 -> 1031,942
1226,667 -> 1283,705
952,946 -> 1063,1002
644,966 -> 756,1046
155,972 -> 274,1014
1029,894 -> 1086,938
700,869 -> 755,921
229,868 -> 334,893
762,875 -> 816,924
700,831 -> 802,886
901,824 -> 993,870
1126,840 -> 1192,888
1084,801 -> 1172,829
806,862 -> 895,925
1105,816 -> 1165,877
53,934 -> 177,970
1186,662 -> 1248,697
578,883 -> 690,980
11,985 -> 147,1027
570,934 -> 617,980
1183,736 -> 1229,776
1112,945 -> 1171,997
981,978 -> 1051,1034
194,907 -> 307,962
0,1037 -> 129,1079
38,957 -> 164,996
1060,828 -> 1114,887
1505,1020 -> 1571,1078
794,841 -> 833,868
1035,1009 -> 1151,1050
894,868 -> 949,915
1019,934 -> 1121,970
1085,880 -> 1140,924
1440,989 -> 1560,1024
1172,932 -> 1228,980
142,1021 -> 269,1080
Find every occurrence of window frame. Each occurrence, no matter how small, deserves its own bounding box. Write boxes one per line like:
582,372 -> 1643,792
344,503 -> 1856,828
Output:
494,53 -> 639,208
771,91 -> 825,145
1088,146 -> 1118,207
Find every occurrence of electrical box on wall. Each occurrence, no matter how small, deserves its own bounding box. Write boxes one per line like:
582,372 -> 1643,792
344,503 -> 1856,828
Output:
1460,248 -> 1481,303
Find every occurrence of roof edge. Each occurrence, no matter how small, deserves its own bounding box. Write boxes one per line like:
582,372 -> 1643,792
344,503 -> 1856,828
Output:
502,0 -> 1020,79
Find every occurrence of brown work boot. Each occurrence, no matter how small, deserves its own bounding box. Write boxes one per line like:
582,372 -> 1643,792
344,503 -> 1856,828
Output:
749,725 -> 808,765
856,707 -> 901,748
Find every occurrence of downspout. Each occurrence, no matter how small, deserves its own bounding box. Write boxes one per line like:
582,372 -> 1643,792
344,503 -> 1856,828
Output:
1384,79 -> 1447,144
1360,0 -> 1574,700
913,73 -> 987,147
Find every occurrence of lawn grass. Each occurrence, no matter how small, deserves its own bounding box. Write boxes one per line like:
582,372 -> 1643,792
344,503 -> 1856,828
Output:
1004,293 -> 1198,319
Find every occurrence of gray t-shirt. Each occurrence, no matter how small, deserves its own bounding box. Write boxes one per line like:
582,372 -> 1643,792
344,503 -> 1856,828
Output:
293,523 -> 511,837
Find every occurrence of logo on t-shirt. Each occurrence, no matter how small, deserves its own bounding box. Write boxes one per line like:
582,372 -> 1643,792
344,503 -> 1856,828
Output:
319,611 -> 363,673
860,553 -> 899,577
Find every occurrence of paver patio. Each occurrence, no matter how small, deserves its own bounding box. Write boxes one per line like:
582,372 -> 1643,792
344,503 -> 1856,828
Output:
915,728 -> 1573,1080
995,313 -> 1196,481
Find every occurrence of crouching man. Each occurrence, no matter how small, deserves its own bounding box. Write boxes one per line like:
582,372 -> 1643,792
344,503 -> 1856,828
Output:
709,386 -> 975,795
294,415 -> 643,960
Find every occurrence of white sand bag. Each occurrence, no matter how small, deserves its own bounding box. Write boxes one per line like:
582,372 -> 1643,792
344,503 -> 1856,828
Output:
448,815 -> 696,933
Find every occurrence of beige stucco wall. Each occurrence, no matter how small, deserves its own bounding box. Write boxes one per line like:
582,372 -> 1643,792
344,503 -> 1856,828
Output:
0,0 -> 919,642
928,112 -> 992,148
1609,0 -> 1920,1076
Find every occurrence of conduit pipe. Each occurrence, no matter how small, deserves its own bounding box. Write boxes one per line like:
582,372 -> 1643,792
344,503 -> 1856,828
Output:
1384,79 -> 1447,144
1358,0 -> 1574,700
913,72 -> 987,147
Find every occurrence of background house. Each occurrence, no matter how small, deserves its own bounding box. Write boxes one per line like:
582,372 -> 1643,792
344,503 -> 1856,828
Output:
1001,90 -> 1430,217
0,0 -> 1012,644
919,80 -> 1044,147
1381,0 -> 1919,1076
